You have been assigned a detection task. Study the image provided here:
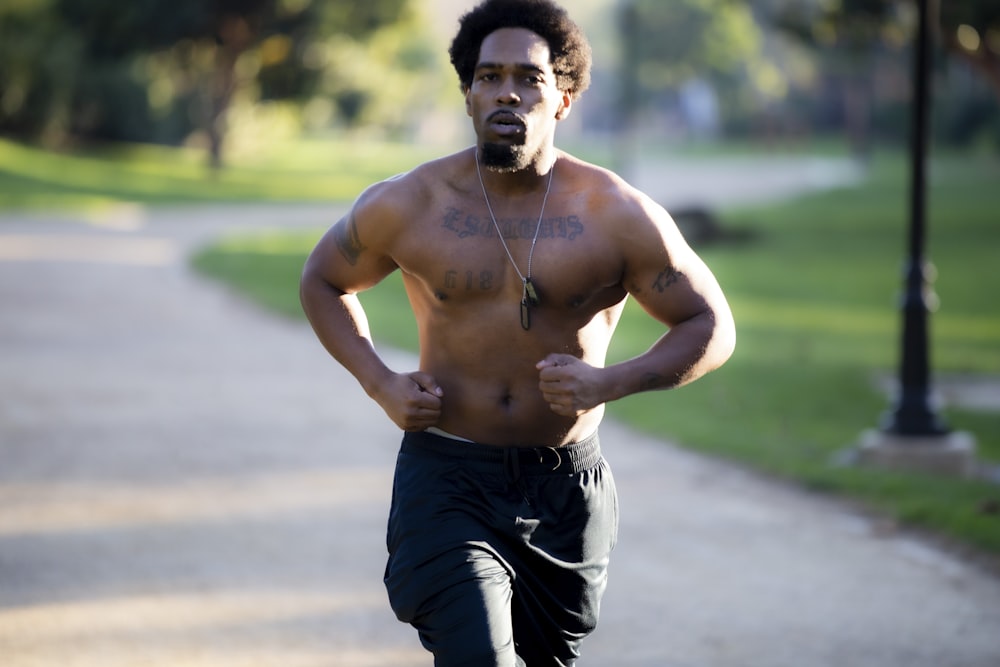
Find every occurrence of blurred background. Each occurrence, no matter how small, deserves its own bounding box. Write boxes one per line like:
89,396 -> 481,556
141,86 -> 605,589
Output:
1,0 -> 999,549
2,3 -> 1000,664
1,0 -> 997,167
1,0 -> 999,554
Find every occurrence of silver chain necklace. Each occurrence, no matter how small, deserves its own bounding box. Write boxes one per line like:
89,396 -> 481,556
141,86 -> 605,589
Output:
475,151 -> 555,330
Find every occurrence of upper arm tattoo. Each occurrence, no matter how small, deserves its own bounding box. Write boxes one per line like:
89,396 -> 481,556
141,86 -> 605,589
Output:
334,213 -> 366,266
652,266 -> 682,293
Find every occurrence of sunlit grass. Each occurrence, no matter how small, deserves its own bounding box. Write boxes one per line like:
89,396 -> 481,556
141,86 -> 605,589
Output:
0,136 -> 447,210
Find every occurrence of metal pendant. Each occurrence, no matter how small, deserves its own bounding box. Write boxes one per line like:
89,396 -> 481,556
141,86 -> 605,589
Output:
523,277 -> 540,307
520,277 -> 539,330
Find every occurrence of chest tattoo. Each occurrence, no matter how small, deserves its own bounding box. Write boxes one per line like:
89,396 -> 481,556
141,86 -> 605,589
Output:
444,269 -> 495,291
441,207 -> 585,242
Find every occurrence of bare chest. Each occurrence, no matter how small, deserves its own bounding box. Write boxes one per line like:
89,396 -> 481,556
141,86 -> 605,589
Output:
392,200 -> 625,313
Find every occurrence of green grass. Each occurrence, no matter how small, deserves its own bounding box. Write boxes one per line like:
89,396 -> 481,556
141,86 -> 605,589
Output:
0,136 -> 446,211
4,137 -> 999,563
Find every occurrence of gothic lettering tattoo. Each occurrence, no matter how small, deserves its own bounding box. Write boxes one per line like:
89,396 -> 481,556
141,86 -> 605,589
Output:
334,214 -> 366,266
442,208 -> 482,238
652,266 -> 681,293
442,208 -> 584,241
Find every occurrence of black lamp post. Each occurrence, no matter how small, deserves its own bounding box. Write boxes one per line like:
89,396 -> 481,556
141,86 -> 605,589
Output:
880,0 -> 949,437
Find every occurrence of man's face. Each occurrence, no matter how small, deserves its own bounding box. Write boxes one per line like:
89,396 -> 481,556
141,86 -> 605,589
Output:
466,27 -> 571,172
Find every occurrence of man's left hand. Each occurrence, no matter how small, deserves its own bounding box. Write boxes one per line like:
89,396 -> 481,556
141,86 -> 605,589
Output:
536,354 -> 605,417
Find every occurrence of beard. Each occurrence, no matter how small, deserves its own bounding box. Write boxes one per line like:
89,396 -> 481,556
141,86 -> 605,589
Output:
481,142 -> 530,173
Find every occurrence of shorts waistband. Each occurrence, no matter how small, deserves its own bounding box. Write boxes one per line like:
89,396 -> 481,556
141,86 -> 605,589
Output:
401,429 -> 602,477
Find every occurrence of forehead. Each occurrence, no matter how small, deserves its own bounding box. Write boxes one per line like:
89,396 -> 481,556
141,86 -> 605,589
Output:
477,27 -> 553,72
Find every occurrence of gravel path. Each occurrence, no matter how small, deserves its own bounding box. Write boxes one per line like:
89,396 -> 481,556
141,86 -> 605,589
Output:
2,160 -> 998,666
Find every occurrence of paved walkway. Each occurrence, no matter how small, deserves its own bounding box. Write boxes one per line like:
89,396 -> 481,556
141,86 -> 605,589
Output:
2,160 -> 999,666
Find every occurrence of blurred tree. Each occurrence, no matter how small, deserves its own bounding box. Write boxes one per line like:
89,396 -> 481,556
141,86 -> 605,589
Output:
0,0 -> 414,166
619,0 -> 768,102
0,0 -> 78,143
617,0 -> 785,143
302,5 -> 439,134
771,0 -> 1000,153
938,2 -> 1000,101
626,0 -> 765,89
771,0 -> 900,157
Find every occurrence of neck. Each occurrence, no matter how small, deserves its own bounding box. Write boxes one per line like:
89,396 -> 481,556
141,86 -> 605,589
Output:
475,147 -> 558,195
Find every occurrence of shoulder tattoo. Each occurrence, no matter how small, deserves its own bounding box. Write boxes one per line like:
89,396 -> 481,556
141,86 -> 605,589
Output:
334,213 -> 366,266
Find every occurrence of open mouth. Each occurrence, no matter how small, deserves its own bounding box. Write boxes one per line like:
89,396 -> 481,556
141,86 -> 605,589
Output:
488,111 -> 526,136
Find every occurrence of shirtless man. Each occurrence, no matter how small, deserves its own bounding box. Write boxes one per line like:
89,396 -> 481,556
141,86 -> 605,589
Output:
300,1 -> 734,664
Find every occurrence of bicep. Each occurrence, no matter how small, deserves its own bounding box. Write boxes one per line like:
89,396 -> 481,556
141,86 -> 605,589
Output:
622,211 -> 723,328
304,202 -> 399,295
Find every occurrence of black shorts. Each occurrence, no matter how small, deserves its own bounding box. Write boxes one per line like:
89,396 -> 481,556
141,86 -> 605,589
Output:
384,430 -> 619,667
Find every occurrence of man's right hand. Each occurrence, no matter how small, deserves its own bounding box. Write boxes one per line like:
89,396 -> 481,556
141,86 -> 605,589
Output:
373,371 -> 444,431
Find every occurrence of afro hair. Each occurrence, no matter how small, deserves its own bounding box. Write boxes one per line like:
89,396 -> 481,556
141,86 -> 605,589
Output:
449,0 -> 592,100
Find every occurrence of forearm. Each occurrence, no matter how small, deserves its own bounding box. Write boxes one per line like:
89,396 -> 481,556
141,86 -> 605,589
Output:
536,309 -> 733,418
299,274 -> 395,398
604,310 -> 735,401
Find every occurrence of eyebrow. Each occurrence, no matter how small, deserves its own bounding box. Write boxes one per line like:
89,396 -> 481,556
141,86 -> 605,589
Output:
475,61 -> 547,75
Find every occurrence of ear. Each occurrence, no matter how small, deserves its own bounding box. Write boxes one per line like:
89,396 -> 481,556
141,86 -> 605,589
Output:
464,86 -> 472,116
555,90 -> 572,120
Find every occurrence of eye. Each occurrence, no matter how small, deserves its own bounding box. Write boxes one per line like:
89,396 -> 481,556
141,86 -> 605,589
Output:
525,70 -> 550,87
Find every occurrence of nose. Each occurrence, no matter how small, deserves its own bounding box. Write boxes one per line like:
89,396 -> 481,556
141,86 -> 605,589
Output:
496,76 -> 520,105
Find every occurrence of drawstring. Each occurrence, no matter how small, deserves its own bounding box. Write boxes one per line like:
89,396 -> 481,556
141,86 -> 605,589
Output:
546,447 -> 562,471
503,446 -> 563,484
503,448 -> 533,506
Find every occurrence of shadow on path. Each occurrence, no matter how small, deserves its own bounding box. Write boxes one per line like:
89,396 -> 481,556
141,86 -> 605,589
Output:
1,159 -> 998,667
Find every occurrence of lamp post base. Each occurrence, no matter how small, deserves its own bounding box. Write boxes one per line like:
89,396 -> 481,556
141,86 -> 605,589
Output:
854,429 -> 978,478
